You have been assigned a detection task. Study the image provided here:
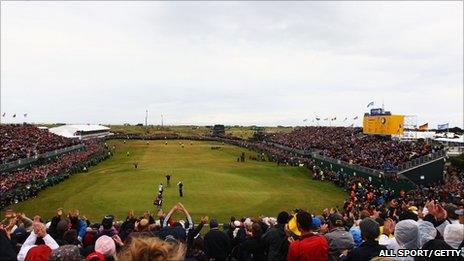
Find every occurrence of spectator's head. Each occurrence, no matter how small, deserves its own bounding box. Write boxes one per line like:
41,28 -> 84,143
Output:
277,211 -> 290,225
56,219 -> 69,233
137,219 -> 149,231
102,215 -> 114,230
25,245 -> 52,261
418,221 -> 437,248
329,213 -> 344,228
296,211 -> 312,233
455,208 -> 464,224
251,222 -> 262,237
33,215 -> 42,223
360,218 -> 380,241
209,219 -> 218,229
4,209 -> 14,218
395,220 -> 419,249
233,220 -> 241,228
50,245 -> 82,261
375,217 -> 385,227
63,229 -> 78,244
445,204 -> 458,220
311,216 -> 322,231
127,210 -> 134,219
398,211 -> 418,221
360,210 -> 371,220
11,227 -> 28,244
116,237 -> 185,261
443,223 -> 464,249
95,235 -> 116,257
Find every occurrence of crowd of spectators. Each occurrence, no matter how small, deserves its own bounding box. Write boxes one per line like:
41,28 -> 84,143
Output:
232,139 -> 312,167
0,125 -> 78,164
0,140 -> 109,209
265,127 -> 442,171
1,193 -> 463,261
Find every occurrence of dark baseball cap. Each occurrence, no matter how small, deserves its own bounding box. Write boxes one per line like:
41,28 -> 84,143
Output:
329,213 -> 344,226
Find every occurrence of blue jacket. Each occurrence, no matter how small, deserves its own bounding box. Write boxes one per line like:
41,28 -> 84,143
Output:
77,219 -> 87,240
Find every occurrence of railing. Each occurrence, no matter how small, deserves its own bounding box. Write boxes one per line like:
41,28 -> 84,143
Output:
396,150 -> 446,172
0,144 -> 85,173
265,141 -> 446,177
310,152 -> 389,178
1,147 -> 111,209
266,142 -> 313,156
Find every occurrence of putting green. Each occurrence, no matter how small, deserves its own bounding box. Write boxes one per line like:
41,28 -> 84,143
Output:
10,140 -> 346,223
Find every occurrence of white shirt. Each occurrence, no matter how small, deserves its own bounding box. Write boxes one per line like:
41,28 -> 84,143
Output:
17,231 -> 59,261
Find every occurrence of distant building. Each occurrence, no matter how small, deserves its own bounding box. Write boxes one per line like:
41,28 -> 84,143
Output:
49,124 -> 112,140
211,124 -> 225,136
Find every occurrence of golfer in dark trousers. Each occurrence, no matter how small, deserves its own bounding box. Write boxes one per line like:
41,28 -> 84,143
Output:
177,181 -> 183,197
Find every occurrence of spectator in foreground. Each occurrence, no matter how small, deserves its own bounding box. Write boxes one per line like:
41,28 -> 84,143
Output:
263,211 -> 290,261
239,222 -> 266,260
324,213 -> 354,261
287,211 -> 329,261
443,223 -> 464,250
17,222 -> 59,261
0,227 -> 16,261
116,237 -> 185,261
343,218 -> 387,261
204,219 -> 231,261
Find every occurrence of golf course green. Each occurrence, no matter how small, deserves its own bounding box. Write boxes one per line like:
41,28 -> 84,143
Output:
10,140 -> 346,223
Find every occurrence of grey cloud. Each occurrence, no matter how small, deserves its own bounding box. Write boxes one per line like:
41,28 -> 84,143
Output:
1,1 -> 462,127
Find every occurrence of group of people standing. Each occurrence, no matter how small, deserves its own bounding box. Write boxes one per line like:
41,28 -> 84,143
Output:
153,174 -> 184,210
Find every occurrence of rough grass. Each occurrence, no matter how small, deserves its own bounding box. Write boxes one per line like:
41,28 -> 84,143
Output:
10,140 -> 346,223
106,125 -> 294,139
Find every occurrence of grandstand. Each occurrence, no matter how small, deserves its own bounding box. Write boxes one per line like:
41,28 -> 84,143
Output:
0,124 -> 80,167
49,124 -> 112,140
264,126 -> 448,190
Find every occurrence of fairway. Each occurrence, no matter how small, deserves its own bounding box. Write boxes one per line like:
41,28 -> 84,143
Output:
11,140 -> 346,223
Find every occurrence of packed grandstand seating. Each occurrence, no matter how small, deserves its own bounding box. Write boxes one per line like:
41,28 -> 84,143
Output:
0,126 -> 463,260
265,127 -> 443,171
0,125 -> 79,164
0,140 -> 109,209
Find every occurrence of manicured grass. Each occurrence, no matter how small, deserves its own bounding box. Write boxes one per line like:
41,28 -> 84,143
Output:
10,140 -> 346,223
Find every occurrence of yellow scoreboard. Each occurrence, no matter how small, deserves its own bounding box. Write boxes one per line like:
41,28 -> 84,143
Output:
363,115 -> 405,135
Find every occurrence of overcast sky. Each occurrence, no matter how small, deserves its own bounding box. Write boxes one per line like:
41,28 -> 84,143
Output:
1,1 -> 462,127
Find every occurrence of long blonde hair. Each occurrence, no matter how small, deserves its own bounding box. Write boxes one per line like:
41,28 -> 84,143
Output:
117,237 -> 185,261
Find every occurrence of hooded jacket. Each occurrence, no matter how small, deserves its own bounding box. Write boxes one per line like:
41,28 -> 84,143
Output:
325,227 -> 354,261
262,224 -> 288,261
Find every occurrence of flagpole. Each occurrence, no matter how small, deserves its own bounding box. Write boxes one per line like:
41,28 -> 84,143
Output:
145,109 -> 148,127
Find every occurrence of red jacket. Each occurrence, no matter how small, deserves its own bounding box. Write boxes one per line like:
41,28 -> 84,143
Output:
287,234 -> 329,261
